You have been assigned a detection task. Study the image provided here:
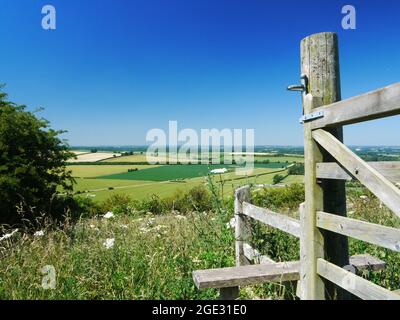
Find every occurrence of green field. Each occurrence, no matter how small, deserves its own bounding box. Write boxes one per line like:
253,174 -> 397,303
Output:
69,158 -> 303,202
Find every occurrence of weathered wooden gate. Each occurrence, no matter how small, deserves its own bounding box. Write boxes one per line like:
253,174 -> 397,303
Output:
193,32 -> 400,300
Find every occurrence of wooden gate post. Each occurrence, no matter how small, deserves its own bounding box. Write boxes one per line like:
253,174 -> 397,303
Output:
301,95 -> 326,300
235,185 -> 252,267
219,186 -> 251,300
301,32 -> 350,299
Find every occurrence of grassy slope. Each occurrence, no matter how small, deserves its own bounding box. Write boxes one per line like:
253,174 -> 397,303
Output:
0,212 -> 234,299
73,167 -> 287,202
1,185 -> 398,300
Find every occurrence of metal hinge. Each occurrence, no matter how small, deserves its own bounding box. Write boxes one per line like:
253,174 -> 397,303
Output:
299,111 -> 324,124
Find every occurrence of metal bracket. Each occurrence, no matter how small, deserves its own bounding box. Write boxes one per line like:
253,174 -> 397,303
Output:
299,111 -> 324,124
287,74 -> 308,94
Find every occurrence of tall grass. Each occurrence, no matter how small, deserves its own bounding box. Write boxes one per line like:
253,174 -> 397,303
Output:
0,181 -> 399,299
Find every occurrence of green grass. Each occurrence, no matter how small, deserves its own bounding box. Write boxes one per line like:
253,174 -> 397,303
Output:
72,167 -> 287,202
97,163 -> 290,182
97,164 -> 233,181
1,183 -> 399,300
0,211 -> 235,299
281,175 -> 304,184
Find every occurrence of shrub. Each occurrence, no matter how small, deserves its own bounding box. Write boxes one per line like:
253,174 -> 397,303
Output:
273,174 -> 285,185
133,194 -> 166,215
99,194 -> 132,215
169,185 -> 212,213
288,163 -> 304,175
253,183 -> 305,211
0,87 -> 75,226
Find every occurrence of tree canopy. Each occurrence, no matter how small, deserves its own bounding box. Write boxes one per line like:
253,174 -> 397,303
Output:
0,87 -> 75,225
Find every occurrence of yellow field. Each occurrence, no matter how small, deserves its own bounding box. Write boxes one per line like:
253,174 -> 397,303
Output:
68,165 -> 159,178
69,152 -> 122,163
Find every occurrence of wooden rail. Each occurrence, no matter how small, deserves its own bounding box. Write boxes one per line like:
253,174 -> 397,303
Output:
242,202 -> 300,238
317,259 -> 400,300
308,82 -> 400,130
316,161 -> 400,183
317,211 -> 400,252
313,129 -> 400,219
193,261 -> 300,289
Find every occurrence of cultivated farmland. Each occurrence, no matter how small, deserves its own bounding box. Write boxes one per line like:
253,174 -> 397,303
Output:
69,157 -> 303,201
68,152 -> 122,163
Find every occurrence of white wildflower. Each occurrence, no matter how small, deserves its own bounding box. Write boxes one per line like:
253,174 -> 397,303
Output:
210,168 -> 228,174
120,224 -> 129,229
89,224 -> 96,228
359,195 -> 368,200
103,238 -> 115,249
139,227 -> 151,234
226,217 -> 236,229
175,215 -> 187,220
34,230 -> 45,237
103,211 -> 114,219
0,229 -> 18,242
154,225 -> 166,231
146,218 -> 155,226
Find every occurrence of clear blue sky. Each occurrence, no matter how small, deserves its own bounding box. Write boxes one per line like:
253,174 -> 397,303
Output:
1,0 -> 399,146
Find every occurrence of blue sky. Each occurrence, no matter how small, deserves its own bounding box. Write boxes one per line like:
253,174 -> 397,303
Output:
1,0 -> 399,146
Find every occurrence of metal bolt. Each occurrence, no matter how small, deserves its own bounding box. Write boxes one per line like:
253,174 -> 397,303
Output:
354,167 -> 359,175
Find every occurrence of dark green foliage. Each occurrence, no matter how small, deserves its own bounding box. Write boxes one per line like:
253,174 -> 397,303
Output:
98,185 -> 213,216
253,183 -> 305,211
272,174 -> 285,184
288,163 -> 304,175
0,87 -> 75,225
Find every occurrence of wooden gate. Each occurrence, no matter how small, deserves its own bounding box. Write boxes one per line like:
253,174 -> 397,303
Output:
193,32 -> 400,300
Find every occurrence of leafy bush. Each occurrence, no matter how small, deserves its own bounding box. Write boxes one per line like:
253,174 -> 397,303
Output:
99,193 -> 133,215
272,174 -> 285,184
0,87 -> 75,226
288,163 -> 304,175
253,183 -> 305,212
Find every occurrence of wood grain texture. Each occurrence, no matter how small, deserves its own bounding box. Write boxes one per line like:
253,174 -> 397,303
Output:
193,254 -> 384,290
243,243 -> 275,264
317,259 -> 400,300
309,82 -> 400,129
193,261 -> 300,289
296,254 -> 385,298
242,202 -> 300,238
235,186 -> 252,267
349,254 -> 386,271
317,211 -> 400,252
313,129 -> 400,219
316,161 -> 400,183
302,94 -> 326,300
301,32 -> 349,299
